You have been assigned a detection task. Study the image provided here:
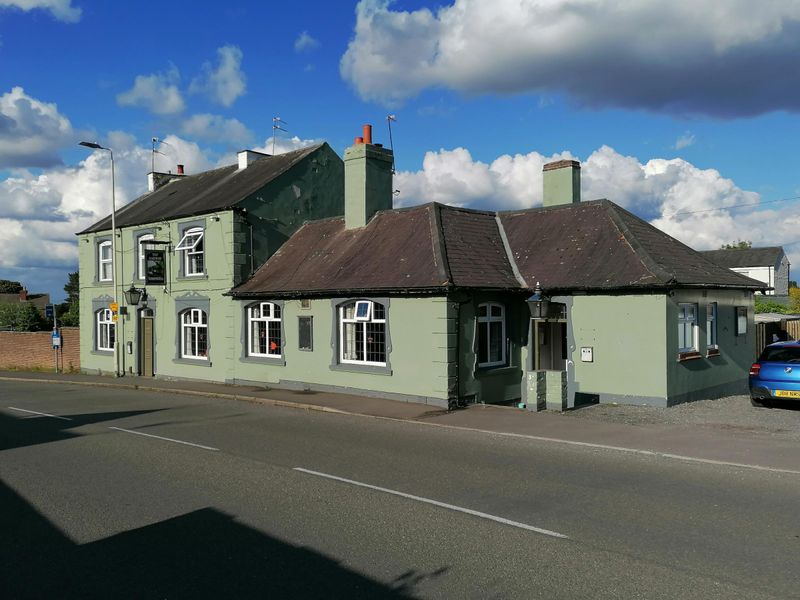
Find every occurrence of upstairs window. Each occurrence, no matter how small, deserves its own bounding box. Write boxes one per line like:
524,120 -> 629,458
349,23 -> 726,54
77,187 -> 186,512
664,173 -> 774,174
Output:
678,303 -> 698,352
137,233 -> 154,280
477,303 -> 505,367
340,300 -> 386,366
248,302 -> 282,357
98,241 -> 112,282
96,308 -> 115,351
181,308 -> 208,359
175,227 -> 204,276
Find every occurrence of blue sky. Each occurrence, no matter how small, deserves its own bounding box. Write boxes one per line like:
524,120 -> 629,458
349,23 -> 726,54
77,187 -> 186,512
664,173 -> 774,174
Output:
2,0 -> 800,301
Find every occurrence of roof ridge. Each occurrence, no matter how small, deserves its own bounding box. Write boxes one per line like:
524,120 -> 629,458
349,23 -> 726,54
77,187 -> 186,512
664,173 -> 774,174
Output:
431,204 -> 453,286
603,201 -> 676,285
495,214 -> 528,288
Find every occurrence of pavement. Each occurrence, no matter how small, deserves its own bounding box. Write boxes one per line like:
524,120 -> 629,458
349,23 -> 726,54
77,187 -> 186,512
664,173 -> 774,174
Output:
1,369 -> 799,474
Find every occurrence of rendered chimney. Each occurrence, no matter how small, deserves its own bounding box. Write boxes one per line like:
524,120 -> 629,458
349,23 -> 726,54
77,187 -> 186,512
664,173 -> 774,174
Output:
238,149 -> 270,170
542,159 -> 581,207
148,170 -> 186,192
19,288 -> 27,301
344,123 -> 393,229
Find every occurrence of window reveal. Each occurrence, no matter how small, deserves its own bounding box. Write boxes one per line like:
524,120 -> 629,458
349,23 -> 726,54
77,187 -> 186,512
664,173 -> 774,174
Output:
340,301 -> 386,365
181,308 -> 208,359
96,308 -> 115,351
477,302 -> 505,367
248,302 -> 282,357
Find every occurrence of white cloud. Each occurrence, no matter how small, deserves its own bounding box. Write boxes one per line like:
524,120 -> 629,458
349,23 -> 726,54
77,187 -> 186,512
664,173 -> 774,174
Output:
395,144 -> 800,261
181,114 -> 253,146
674,131 -> 696,150
341,0 -> 800,116
0,134 -> 215,278
0,0 -> 81,22
0,87 -> 77,168
189,45 -> 246,107
294,31 -> 320,52
117,65 -> 185,115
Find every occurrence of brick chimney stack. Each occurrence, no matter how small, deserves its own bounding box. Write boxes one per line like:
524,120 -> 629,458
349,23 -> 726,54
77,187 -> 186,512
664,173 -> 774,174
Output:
19,288 -> 28,301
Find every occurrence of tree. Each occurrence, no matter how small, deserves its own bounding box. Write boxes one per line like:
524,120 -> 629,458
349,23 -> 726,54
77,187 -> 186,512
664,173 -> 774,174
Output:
58,271 -> 80,326
0,302 -> 45,331
0,279 -> 23,293
720,240 -> 752,250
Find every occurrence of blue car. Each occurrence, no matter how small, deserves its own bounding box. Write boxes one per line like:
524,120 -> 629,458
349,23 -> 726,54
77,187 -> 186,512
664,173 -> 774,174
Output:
749,341 -> 800,407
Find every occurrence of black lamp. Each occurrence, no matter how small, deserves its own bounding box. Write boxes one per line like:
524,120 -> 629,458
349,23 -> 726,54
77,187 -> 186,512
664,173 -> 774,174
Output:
527,282 -> 550,319
124,284 -> 145,306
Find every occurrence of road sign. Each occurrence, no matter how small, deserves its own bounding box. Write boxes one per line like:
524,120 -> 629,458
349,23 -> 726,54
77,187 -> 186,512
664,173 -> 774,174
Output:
45,304 -> 54,319
110,302 -> 119,312
51,329 -> 61,349
112,314 -> 118,322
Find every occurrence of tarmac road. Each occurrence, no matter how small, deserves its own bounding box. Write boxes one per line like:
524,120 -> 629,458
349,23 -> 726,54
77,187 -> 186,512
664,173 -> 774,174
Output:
1,380 -> 799,599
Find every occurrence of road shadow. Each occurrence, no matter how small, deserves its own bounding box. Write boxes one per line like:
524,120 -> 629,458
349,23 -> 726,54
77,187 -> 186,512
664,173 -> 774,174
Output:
0,409 -> 163,451
0,479 -> 432,599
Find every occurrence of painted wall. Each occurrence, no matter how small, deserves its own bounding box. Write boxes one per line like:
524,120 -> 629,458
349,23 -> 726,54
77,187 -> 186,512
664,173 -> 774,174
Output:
567,293 -> 668,406
78,146 -> 345,379
456,292 -> 527,404
665,289 -> 753,403
230,296 -> 453,406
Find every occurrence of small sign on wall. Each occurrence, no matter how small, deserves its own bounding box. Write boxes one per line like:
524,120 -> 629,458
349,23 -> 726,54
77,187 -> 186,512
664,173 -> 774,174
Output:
581,347 -> 593,362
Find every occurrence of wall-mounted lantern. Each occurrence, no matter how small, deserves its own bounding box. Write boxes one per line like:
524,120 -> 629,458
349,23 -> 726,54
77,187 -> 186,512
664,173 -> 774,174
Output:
123,284 -> 147,307
527,282 -> 550,319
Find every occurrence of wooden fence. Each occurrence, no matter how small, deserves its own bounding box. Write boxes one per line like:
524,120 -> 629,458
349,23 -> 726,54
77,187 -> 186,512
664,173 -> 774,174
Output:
755,319 -> 800,358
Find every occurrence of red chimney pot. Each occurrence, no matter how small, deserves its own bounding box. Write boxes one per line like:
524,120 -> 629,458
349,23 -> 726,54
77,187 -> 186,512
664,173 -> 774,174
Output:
177,164 -> 184,175
363,124 -> 372,145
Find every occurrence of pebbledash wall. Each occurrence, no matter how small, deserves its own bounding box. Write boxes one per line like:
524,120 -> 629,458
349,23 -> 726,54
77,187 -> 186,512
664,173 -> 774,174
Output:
0,328 -> 80,371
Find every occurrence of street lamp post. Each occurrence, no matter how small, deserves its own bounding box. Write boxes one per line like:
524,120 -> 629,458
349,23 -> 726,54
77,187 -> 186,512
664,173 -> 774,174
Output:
80,141 -> 120,376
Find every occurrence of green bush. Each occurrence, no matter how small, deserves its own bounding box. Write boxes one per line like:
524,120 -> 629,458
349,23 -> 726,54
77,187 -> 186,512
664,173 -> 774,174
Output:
0,302 -> 46,331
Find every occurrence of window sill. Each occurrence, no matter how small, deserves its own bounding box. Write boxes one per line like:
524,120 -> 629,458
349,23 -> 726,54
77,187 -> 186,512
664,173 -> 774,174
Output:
91,349 -> 114,356
706,348 -> 720,358
677,351 -> 702,362
239,355 -> 286,367
176,274 -> 208,281
173,357 -> 212,367
330,362 -> 392,376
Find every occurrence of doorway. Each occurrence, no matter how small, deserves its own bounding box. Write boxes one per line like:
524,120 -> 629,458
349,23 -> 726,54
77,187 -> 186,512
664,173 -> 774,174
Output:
139,308 -> 155,377
534,319 -> 567,371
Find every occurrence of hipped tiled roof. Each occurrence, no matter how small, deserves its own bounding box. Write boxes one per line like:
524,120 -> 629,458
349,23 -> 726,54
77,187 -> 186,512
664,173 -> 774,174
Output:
700,247 -> 785,269
231,199 -> 764,298
79,144 -> 324,234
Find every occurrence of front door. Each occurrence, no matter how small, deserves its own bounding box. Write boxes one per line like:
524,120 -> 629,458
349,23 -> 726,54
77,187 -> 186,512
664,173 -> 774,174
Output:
140,309 -> 155,377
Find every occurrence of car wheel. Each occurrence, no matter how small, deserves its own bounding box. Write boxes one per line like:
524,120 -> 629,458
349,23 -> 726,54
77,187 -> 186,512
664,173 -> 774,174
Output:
751,397 -> 772,408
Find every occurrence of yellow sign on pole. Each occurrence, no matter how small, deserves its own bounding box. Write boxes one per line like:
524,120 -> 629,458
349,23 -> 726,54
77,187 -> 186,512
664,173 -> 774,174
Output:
112,314 -> 119,322
110,302 -> 119,312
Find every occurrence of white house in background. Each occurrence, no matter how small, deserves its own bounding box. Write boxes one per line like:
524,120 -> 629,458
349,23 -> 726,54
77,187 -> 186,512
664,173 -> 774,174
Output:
701,247 -> 790,296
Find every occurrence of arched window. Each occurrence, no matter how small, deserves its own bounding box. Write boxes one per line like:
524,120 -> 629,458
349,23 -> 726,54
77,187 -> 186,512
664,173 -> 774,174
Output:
339,300 -> 386,365
175,227 -> 204,276
181,308 -> 208,359
477,302 -> 505,367
137,233 -> 154,280
98,240 -> 112,281
248,302 -> 282,357
96,308 -> 115,351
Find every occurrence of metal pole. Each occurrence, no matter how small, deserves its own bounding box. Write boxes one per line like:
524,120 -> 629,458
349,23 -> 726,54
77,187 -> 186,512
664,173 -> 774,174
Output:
109,149 -> 120,377
53,309 -> 58,374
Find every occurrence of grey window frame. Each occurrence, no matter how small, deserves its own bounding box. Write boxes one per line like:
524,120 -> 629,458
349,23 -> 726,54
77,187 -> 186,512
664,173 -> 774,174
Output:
134,230 -> 156,281
330,297 -> 392,375
175,219 -> 207,279
98,239 -> 113,282
173,294 -> 211,366
298,316 -> 313,351
677,303 -> 698,352
239,300 -> 286,366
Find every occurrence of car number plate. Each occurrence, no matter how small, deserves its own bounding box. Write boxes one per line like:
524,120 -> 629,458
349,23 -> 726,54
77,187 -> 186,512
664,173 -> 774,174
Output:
774,390 -> 800,398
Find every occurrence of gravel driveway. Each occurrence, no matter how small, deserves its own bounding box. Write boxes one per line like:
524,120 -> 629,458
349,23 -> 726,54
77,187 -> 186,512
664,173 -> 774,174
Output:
564,395 -> 800,441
